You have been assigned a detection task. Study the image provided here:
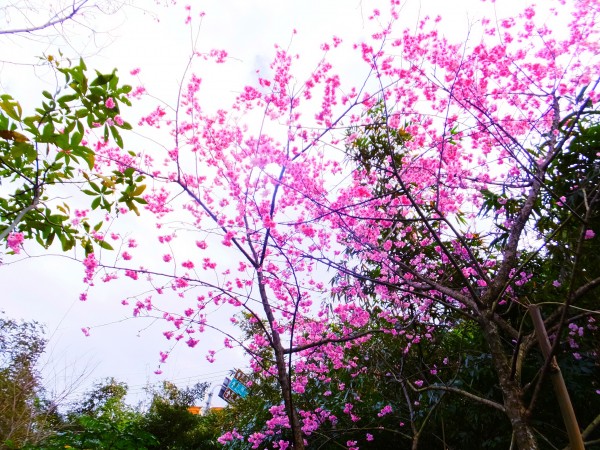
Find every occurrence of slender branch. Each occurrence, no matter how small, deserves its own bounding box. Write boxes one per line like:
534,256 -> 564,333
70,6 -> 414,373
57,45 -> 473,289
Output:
528,305 -> 584,450
581,413 -> 600,441
283,328 -> 387,354
418,384 -> 506,413
0,195 -> 40,242
0,0 -> 90,35
571,276 -> 600,303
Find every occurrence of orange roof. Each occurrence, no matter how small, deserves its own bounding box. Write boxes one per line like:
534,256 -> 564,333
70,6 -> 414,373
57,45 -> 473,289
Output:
187,406 -> 225,415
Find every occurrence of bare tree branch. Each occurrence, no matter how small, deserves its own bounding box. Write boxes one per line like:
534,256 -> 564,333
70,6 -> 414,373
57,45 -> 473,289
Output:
419,385 -> 506,413
0,1 -> 89,35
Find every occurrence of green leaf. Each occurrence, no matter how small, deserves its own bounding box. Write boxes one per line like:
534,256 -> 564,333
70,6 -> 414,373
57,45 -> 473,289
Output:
41,121 -> 55,140
89,181 -> 101,193
0,95 -> 22,120
91,196 -> 101,210
110,125 -> 124,149
54,133 -> 70,150
75,108 -> 89,118
97,239 -> 114,250
57,94 -> 78,104
59,233 -> 75,251
132,184 -> 147,196
48,214 -> 68,223
84,149 -> 95,170
71,131 -> 83,147
64,121 -> 76,135
90,71 -> 116,86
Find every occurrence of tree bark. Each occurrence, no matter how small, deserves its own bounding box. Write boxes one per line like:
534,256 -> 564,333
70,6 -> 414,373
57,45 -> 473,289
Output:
480,317 -> 539,450
257,272 -> 305,450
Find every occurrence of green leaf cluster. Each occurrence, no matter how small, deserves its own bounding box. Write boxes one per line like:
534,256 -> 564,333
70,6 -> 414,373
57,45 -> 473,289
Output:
0,57 -> 144,255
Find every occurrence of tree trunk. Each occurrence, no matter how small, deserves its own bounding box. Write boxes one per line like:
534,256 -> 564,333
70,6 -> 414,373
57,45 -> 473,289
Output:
272,335 -> 305,449
257,272 -> 305,450
480,317 -> 539,450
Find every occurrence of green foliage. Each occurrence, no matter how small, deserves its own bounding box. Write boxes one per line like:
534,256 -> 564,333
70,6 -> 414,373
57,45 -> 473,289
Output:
1,356 -> 222,450
0,313 -> 56,449
0,57 -> 145,256
36,378 -> 157,450
346,104 -> 412,178
540,118 -> 600,291
35,413 -> 156,450
143,381 -> 221,450
71,377 -> 129,417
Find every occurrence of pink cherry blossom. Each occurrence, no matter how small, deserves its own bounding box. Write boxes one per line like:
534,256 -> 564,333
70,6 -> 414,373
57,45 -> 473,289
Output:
77,2 -> 600,448
6,232 -> 24,254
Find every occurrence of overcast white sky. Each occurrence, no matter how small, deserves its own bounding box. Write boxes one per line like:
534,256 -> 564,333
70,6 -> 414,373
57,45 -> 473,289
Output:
0,0 -> 529,408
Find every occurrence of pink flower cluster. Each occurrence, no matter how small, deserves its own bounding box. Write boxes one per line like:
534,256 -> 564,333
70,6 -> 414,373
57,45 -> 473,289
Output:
6,232 -> 24,254
377,404 -> 393,417
82,253 -> 98,284
217,429 -> 243,445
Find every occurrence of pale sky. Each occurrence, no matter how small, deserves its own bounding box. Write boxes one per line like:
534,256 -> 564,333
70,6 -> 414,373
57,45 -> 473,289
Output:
0,0 -> 531,408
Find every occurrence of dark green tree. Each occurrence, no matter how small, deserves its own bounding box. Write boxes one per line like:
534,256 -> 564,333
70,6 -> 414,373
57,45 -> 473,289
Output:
143,380 -> 221,450
0,313 -> 56,449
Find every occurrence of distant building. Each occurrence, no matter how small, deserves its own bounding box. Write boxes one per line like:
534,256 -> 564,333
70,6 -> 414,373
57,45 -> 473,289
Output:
187,406 -> 225,415
187,406 -> 201,415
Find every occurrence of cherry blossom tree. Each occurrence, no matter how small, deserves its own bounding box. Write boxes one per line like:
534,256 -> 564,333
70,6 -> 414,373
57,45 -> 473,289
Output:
71,1 -> 600,449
